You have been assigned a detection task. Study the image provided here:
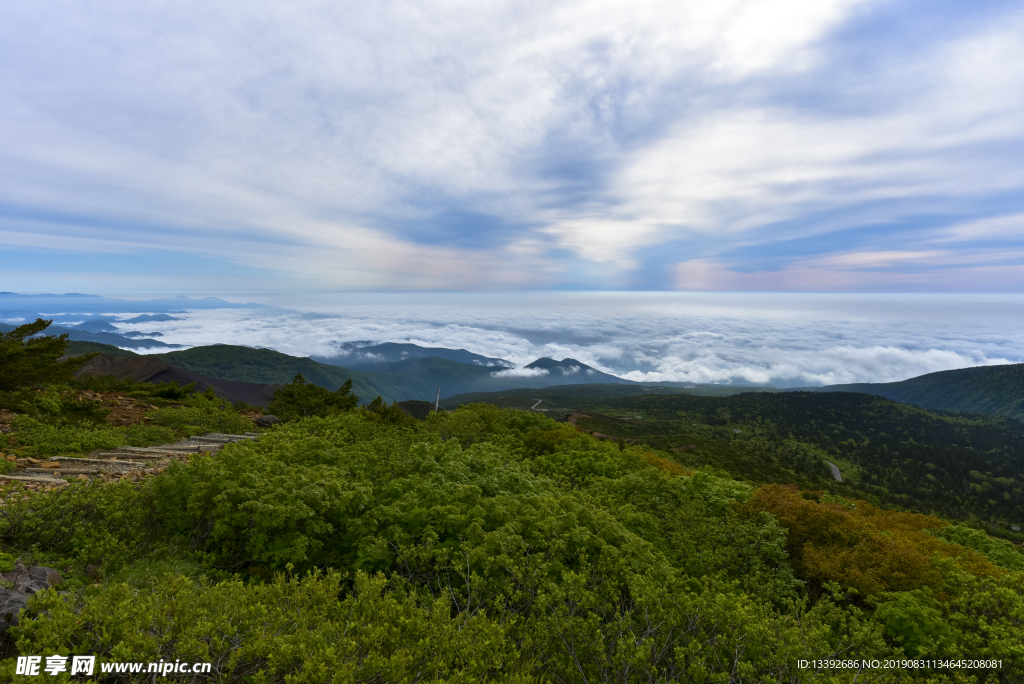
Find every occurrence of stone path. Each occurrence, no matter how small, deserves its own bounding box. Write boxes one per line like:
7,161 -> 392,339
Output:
0,433 -> 260,488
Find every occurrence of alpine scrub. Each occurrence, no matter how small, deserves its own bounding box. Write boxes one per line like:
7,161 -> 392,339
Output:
0,403 -> 1022,682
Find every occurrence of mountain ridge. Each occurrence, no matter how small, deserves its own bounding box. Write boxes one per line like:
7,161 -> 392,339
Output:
793,363 -> 1024,421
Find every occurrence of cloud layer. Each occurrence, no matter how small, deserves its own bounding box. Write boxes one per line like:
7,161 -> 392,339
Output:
104,292 -> 1024,387
1,1 -> 1023,291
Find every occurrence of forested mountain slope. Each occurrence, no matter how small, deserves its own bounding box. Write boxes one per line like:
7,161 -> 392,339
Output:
155,346 -> 402,404
798,363 -> 1024,420
462,390 -> 1024,527
156,346 -> 640,403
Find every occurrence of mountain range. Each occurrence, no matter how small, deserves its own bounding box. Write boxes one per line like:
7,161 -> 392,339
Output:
61,341 -> 642,404
57,337 -> 1024,423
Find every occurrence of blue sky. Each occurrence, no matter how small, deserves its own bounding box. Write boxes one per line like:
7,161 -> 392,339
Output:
1,0 -> 1023,293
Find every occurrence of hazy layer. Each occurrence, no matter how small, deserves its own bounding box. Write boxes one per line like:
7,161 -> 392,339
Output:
110,292 -> 1024,388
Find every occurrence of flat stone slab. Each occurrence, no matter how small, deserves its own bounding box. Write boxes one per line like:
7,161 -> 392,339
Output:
26,468 -> 103,476
0,475 -> 70,485
50,457 -> 145,472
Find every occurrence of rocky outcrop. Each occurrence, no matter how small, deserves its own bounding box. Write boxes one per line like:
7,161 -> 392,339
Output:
0,564 -> 64,634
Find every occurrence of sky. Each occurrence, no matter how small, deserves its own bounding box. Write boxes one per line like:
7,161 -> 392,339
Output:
2,0 -> 1024,293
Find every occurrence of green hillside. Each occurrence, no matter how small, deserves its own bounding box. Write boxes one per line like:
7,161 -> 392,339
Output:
4,402 -> 1024,679
154,346 -> 656,404
442,382 -> 778,412
798,363 -> 1024,420
4,333 -> 1024,679
464,390 -> 1024,528
155,346 -> 404,404
64,340 -> 141,358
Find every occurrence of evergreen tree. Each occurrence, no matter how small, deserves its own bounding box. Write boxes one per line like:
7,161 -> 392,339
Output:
0,318 -> 96,390
267,374 -> 358,421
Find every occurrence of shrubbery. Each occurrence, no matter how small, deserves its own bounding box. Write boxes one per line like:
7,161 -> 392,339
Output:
1,404 -> 1022,681
267,374 -> 358,422
11,415 -> 175,456
149,389 -> 254,435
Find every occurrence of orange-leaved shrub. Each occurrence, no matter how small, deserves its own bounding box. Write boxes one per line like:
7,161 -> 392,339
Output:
742,484 -> 1001,598
643,452 -> 692,477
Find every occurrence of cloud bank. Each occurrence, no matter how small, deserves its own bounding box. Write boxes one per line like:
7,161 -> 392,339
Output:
100,292 -> 1024,387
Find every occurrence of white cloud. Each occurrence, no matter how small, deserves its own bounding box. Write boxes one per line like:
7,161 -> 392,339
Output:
0,0 -> 920,290
491,367 -> 550,378
112,292 -> 1024,389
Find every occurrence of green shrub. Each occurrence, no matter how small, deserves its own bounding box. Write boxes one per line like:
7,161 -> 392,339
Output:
12,415 -> 175,456
936,524 -> 1024,571
872,588 -> 951,656
6,571 -> 526,683
150,393 -> 253,435
268,374 -> 358,422
0,479 -> 156,568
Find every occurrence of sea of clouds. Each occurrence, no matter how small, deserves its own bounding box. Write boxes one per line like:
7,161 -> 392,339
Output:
108,292 -> 1024,388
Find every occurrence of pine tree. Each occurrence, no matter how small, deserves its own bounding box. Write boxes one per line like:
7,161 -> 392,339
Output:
0,318 -> 96,390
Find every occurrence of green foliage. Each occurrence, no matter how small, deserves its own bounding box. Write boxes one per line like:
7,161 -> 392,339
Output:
515,391 -> 1024,525
6,571 -> 527,683
267,374 -> 358,422
936,524 -> 1024,571
0,319 -> 97,390
872,588 -> 951,656
364,395 -> 417,425
11,415 -> 174,456
3,402 -> 1024,681
150,392 -> 254,435
0,479 -> 155,568
0,385 -> 109,423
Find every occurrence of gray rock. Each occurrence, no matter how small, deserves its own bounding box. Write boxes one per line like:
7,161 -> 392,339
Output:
28,565 -> 58,582
0,587 -> 28,634
14,579 -> 51,595
255,415 -> 280,427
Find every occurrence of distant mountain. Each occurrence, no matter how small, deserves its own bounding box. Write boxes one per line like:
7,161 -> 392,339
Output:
72,319 -> 121,334
155,345 -> 404,404
523,357 -> 631,384
63,341 -> 141,359
792,363 -> 1024,421
0,292 -> 264,315
314,342 -> 512,369
46,325 -> 179,349
122,314 -> 181,323
145,345 -> 639,403
441,383 -> 778,410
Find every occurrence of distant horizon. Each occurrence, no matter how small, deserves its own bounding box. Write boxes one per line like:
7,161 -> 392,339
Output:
5,291 -> 1023,388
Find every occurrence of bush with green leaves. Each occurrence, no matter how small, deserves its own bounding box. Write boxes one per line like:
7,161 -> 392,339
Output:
0,479 -> 156,568
150,390 -> 254,435
0,385 -> 109,424
267,373 -> 358,422
3,403 -> 1024,681
935,523 -> 1024,571
11,415 -> 174,456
